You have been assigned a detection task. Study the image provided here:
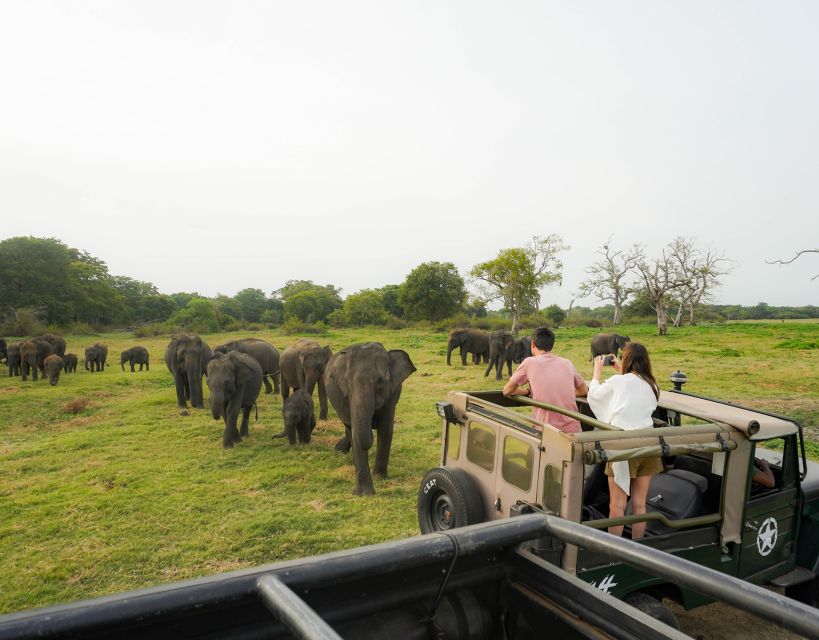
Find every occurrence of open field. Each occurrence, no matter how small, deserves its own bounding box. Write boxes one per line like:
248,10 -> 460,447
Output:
1,322 -> 818,621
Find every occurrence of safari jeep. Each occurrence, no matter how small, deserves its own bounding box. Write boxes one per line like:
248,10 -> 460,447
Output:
418,379 -> 819,627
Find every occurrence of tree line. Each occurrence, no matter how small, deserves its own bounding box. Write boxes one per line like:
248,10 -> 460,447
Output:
0,236 -> 815,336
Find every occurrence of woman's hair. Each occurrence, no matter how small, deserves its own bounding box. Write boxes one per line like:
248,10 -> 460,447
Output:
620,342 -> 659,399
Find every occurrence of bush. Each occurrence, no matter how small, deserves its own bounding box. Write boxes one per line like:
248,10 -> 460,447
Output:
0,308 -> 47,337
326,309 -> 348,328
69,322 -> 100,336
385,316 -> 407,330
133,323 -> 175,338
281,319 -> 329,335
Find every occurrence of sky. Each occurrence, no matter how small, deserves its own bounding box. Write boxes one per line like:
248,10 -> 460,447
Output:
1,1 -> 817,307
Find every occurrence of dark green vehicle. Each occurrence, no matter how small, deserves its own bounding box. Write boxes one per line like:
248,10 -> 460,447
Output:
418,384 -> 819,627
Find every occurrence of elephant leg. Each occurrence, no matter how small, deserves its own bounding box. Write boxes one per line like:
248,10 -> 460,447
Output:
272,372 -> 280,394
130,362 -> 135,372
262,375 -> 273,394
484,357 -> 494,378
239,406 -> 251,437
317,377 -> 328,421
174,374 -> 189,412
460,345 -> 468,366
335,426 -> 352,452
373,406 -> 396,479
506,359 -> 513,377
351,427 -> 375,496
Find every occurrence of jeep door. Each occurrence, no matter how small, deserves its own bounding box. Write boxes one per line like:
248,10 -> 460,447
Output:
737,436 -> 799,580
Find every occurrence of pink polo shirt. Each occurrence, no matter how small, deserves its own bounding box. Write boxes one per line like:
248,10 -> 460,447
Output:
508,353 -> 585,433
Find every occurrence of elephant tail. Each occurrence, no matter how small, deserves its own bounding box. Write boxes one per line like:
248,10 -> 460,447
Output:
254,402 -> 259,422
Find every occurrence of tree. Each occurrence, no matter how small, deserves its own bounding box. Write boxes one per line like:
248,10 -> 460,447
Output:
767,249 -> 818,281
470,235 -> 568,335
542,304 -> 566,326
233,288 -> 269,323
636,241 -> 690,336
667,238 -> 731,326
379,285 -> 403,318
67,250 -> 123,324
343,289 -> 388,326
171,297 -> 219,333
578,240 -> 642,325
284,288 -> 342,323
397,262 -> 466,323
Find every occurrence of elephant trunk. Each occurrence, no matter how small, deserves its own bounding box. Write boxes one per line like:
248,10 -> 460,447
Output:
187,359 -> 203,408
210,390 -> 225,421
350,389 -> 376,451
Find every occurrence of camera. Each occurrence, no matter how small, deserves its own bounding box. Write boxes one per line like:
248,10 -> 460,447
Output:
602,355 -> 615,366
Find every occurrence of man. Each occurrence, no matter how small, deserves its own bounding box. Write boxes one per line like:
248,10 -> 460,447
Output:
502,327 -> 588,433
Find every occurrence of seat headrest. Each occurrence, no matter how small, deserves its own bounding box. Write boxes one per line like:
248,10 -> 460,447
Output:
667,468 -> 708,493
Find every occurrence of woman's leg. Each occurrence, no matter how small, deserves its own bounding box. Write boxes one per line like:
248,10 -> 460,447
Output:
630,475 -> 653,540
607,476 -> 629,537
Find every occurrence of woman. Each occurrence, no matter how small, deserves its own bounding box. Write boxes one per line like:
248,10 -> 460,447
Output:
587,342 -> 660,540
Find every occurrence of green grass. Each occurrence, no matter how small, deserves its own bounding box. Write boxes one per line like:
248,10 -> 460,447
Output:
1,322 -> 818,613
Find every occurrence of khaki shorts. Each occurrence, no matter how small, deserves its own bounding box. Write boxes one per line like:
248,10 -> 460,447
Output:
605,457 -> 663,478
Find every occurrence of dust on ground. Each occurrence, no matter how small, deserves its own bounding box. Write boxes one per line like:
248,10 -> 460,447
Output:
670,600 -> 805,639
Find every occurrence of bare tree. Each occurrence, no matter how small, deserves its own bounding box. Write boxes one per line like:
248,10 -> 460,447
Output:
636,242 -> 690,336
668,238 -> 732,326
579,239 -> 643,324
766,249 -> 818,281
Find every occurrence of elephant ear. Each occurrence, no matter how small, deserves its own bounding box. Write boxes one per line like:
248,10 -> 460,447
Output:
328,351 -> 350,398
387,350 -> 416,388
503,334 -> 515,349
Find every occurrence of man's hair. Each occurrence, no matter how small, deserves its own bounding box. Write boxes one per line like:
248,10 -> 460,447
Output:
532,327 -> 555,352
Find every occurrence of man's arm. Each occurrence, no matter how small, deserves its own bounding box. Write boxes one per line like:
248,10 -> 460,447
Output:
503,378 -> 529,397
575,380 -> 588,397
752,459 -> 775,488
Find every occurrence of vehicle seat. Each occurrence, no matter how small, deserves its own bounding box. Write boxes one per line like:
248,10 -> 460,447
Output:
630,469 -> 707,535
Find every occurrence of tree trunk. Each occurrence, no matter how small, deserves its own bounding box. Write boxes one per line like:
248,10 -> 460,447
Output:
673,302 -> 683,327
612,303 -> 621,325
511,309 -> 521,337
656,300 -> 668,336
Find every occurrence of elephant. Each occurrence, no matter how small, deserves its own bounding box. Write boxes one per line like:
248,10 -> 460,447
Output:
62,353 -> 78,373
43,354 -> 63,386
280,339 -> 333,421
84,343 -> 108,372
275,388 -> 316,445
446,328 -> 490,366
325,342 -> 416,496
484,330 -> 516,380
214,339 -> 280,394
165,334 -> 213,413
0,338 -> 7,363
21,338 -> 54,381
120,347 -> 150,372
511,336 -> 532,363
6,342 -> 22,376
206,351 -> 263,448
590,333 -> 631,361
38,333 -> 66,357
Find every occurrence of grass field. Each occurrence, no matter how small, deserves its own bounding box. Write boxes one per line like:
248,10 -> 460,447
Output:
1,322 -> 818,614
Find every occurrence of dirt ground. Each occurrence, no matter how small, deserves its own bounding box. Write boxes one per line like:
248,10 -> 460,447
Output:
670,600 -> 805,639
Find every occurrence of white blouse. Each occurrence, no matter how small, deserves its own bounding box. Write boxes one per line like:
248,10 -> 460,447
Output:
587,373 -> 658,495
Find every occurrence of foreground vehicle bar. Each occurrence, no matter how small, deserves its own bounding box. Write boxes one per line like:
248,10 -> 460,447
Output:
256,575 -> 342,640
542,515 -> 819,639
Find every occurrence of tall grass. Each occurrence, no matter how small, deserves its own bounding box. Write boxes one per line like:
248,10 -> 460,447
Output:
0,322 -> 817,613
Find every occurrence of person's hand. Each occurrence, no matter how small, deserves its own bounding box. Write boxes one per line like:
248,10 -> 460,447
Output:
593,355 -> 605,381
611,354 -> 622,374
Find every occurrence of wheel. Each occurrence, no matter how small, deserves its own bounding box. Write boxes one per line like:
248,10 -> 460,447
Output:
786,575 -> 818,606
624,593 -> 680,630
418,467 -> 485,534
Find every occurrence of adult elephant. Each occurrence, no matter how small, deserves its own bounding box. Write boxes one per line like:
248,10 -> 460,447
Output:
214,338 -> 280,395
0,338 -> 7,363
21,338 -> 54,381
280,339 -> 332,420
84,343 -> 108,372
120,347 -> 150,372
590,333 -> 631,360
446,328 -> 490,366
484,330 -> 516,380
38,334 -> 66,357
6,342 -> 22,376
326,342 -> 416,496
206,351 -> 263,448
164,334 -> 213,413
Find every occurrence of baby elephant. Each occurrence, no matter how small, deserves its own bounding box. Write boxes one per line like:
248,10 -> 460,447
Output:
63,353 -> 78,373
43,355 -> 64,386
121,346 -> 150,372
276,389 -> 316,444
206,351 -> 263,448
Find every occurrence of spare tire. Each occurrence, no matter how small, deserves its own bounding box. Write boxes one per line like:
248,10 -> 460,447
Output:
418,466 -> 485,534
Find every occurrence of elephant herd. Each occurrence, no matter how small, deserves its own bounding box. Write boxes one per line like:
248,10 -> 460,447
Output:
165,334 -> 416,496
0,334 -> 139,386
447,328 -> 631,379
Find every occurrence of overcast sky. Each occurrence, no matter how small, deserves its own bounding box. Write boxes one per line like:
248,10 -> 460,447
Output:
1,1 -> 817,307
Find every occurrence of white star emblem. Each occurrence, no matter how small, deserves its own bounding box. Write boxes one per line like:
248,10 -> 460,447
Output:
756,517 -> 778,556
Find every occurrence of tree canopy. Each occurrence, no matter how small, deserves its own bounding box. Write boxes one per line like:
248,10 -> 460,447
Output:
398,262 -> 466,323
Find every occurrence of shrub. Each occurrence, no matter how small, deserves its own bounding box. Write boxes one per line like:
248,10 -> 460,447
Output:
385,316 -> 407,330
326,309 -> 348,328
281,319 -> 329,335
0,307 -> 46,337
69,322 -> 100,336
775,339 -> 818,350
133,323 -> 175,338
